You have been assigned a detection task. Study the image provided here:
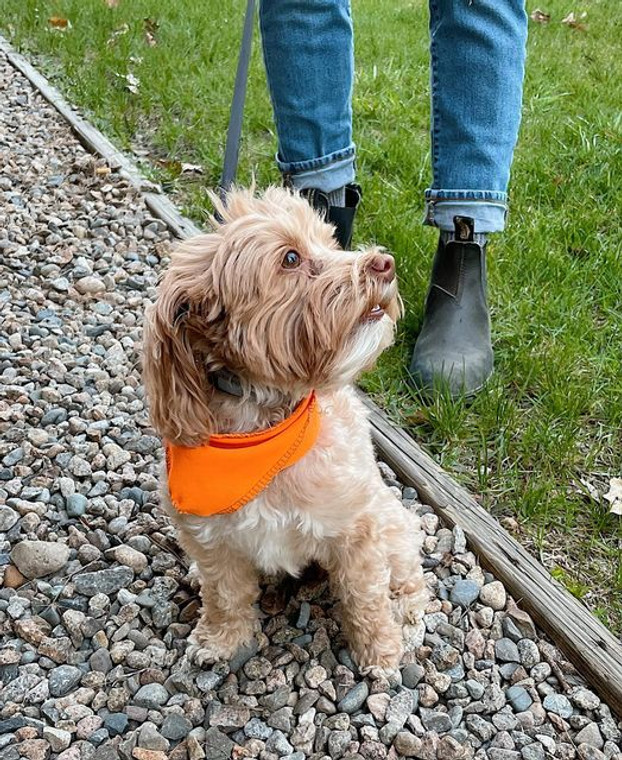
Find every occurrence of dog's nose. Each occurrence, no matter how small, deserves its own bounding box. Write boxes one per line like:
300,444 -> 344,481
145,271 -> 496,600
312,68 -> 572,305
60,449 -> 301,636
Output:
367,253 -> 396,282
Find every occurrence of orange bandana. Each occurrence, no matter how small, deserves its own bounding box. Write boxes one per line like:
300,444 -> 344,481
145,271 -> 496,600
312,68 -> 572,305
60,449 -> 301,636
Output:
166,392 -> 320,517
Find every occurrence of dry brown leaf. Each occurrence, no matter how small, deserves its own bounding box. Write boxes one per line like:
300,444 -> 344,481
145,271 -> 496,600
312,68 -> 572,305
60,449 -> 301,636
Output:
561,11 -> 587,30
143,18 -> 159,47
95,166 -> 112,176
157,159 -> 183,176
604,477 -> 622,515
530,9 -> 551,23
48,16 -> 70,29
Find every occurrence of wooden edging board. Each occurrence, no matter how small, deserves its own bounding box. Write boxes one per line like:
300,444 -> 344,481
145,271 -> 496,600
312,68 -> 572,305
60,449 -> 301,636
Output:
361,394 -> 622,715
3,32 -> 621,717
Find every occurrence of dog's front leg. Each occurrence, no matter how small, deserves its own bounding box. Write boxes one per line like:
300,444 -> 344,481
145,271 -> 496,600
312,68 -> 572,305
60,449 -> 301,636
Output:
378,494 -> 428,625
327,514 -> 403,674
179,534 -> 260,666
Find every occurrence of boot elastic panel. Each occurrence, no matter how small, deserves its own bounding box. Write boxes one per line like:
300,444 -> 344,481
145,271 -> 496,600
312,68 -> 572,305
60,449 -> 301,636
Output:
300,184 -> 361,249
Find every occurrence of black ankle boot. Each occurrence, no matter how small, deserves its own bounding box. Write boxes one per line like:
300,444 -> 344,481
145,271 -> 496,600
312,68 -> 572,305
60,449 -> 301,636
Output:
299,184 -> 361,249
409,216 -> 493,397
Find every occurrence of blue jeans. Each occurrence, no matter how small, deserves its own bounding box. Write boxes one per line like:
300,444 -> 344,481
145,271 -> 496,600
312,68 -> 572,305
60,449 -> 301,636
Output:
259,0 -> 528,233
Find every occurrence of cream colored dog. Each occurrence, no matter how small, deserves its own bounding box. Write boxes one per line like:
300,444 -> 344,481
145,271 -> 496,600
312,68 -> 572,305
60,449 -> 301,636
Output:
143,187 -> 426,672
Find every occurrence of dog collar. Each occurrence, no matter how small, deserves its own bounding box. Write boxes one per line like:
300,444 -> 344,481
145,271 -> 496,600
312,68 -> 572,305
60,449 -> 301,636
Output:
166,392 -> 320,517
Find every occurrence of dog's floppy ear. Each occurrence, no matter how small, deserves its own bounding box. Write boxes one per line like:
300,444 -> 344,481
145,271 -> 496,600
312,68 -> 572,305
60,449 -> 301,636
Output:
142,234 -> 221,447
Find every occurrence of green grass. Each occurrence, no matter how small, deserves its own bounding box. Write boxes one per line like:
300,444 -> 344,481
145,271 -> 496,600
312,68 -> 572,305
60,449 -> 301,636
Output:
3,0 -> 621,630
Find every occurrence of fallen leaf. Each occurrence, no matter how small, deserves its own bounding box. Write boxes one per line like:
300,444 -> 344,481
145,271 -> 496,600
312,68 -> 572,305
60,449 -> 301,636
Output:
561,11 -> 587,30
576,477 -> 600,502
144,17 -> 159,33
604,477 -> 622,515
144,17 -> 159,46
115,72 -> 140,94
124,72 -> 140,94
530,9 -> 551,23
181,163 -> 204,175
95,166 -> 112,176
105,0 -> 119,7
48,16 -> 70,29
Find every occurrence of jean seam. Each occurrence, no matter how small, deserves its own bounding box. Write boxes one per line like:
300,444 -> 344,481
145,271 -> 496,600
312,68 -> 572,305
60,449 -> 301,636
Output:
425,191 -> 508,202
429,0 -> 441,191
259,3 -> 286,162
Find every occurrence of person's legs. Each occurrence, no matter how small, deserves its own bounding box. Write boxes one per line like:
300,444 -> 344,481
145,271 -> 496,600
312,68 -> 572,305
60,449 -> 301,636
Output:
411,0 -> 528,395
259,0 -> 360,247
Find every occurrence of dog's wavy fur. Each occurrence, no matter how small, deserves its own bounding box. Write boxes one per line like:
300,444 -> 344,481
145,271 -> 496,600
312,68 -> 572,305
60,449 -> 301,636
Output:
143,187 -> 427,671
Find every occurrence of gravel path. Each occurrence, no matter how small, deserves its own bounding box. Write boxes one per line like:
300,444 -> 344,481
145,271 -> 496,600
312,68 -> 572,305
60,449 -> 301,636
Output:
1,51 -> 621,760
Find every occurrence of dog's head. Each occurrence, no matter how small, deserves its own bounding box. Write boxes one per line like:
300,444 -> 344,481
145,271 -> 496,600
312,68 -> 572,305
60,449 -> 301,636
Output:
143,187 -> 401,444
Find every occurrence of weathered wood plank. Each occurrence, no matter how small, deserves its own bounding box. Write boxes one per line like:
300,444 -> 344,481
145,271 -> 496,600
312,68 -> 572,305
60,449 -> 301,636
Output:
361,394 -> 622,714
144,193 -> 203,241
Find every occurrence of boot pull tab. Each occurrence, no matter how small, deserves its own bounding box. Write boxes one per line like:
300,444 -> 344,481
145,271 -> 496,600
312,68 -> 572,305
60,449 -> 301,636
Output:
453,216 -> 475,242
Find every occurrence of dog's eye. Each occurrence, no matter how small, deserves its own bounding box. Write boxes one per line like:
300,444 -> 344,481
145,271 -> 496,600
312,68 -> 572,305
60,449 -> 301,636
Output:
282,250 -> 301,269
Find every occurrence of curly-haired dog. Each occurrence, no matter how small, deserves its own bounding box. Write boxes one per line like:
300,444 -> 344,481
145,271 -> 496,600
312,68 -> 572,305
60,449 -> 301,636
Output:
142,187 -> 426,671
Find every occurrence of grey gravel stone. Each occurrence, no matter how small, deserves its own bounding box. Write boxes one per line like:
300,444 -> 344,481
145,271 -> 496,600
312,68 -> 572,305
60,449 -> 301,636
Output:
575,723 -> 604,749
506,685 -> 533,712
161,713 -> 193,741
65,492 -> 88,517
517,639 -> 540,668
543,693 -> 573,719
104,713 -> 129,737
48,664 -> 82,696
244,717 -> 273,740
133,683 -> 169,709
265,729 -> 294,756
495,638 -> 520,663
74,566 -> 134,596
337,681 -> 369,714
449,579 -> 480,607
10,540 -> 70,579
0,506 -> 19,531
402,663 -> 425,689
570,688 -> 600,711
420,707 -> 453,734
204,726 -> 235,760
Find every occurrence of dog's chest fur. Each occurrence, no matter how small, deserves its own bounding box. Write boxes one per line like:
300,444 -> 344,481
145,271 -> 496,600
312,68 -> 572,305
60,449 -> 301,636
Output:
167,387 -> 387,576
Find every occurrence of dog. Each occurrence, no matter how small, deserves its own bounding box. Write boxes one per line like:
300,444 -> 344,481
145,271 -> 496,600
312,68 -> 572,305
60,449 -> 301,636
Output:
142,187 -> 427,672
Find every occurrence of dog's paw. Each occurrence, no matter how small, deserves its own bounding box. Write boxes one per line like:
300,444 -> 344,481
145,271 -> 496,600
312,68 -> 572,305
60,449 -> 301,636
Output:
350,629 -> 404,675
185,561 -> 201,591
358,663 -> 401,683
187,619 -> 256,667
186,642 -> 223,668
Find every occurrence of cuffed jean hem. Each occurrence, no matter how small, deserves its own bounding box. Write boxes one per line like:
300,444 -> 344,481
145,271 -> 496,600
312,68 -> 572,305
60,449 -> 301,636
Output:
277,145 -> 356,193
424,190 -> 508,233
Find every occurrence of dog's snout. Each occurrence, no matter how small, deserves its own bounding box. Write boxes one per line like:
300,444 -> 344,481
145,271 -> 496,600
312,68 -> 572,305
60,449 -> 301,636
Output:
367,254 -> 396,282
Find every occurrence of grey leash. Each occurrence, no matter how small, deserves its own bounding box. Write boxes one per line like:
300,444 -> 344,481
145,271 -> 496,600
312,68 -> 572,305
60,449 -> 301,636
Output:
220,0 -> 257,199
